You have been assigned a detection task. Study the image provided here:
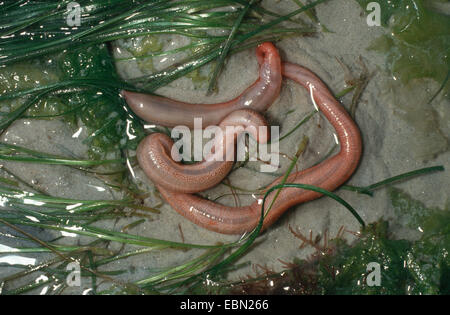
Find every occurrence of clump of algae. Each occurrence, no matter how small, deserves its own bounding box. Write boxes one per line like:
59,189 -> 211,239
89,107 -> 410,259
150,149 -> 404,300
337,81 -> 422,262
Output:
357,0 -> 450,160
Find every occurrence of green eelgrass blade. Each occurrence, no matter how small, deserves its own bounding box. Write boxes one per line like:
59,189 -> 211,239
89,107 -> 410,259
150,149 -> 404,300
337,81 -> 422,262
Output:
428,69 -> 450,104
342,166 -> 445,195
0,0 -> 306,64
0,183 -> 159,214
266,137 -> 309,212
136,247 -> 228,288
0,91 -> 50,132
207,0 -> 256,95
94,246 -> 166,267
267,183 -> 366,227
0,79 -> 132,102
0,154 -> 123,167
1,279 -> 52,295
0,215 -> 235,250
276,110 -> 318,142
291,0 -> 319,23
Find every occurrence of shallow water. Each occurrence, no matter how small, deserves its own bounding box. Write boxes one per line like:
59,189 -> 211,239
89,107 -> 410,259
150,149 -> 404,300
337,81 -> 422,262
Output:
0,0 -> 449,294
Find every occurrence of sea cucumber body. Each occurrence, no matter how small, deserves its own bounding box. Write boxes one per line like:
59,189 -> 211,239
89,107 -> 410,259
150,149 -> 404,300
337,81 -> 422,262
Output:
122,42 -> 282,128
156,63 -> 362,234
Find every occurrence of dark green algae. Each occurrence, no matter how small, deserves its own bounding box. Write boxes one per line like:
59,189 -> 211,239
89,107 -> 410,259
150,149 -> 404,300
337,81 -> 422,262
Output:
357,0 -> 450,90
192,188 -> 449,295
58,44 -> 145,158
316,187 -> 449,295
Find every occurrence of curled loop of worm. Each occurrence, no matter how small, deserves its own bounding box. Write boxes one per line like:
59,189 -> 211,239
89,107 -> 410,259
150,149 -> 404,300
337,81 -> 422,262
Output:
137,109 -> 269,194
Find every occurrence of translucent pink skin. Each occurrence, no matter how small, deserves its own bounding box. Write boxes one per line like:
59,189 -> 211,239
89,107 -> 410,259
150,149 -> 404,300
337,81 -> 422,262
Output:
156,62 -> 362,235
121,42 -> 282,128
137,109 -> 269,194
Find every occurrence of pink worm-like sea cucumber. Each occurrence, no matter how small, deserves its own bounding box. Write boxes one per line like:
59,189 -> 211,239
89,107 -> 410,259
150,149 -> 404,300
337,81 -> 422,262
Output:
121,42 -> 282,128
154,62 -> 362,235
137,109 -> 269,194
